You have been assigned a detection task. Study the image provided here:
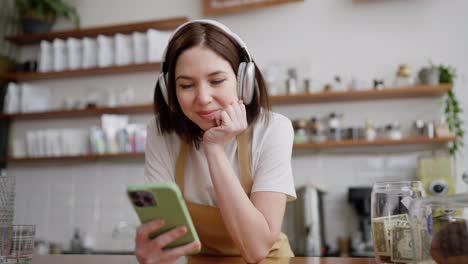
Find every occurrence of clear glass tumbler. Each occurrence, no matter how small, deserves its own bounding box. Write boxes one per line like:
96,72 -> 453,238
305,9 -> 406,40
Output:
371,181 -> 425,264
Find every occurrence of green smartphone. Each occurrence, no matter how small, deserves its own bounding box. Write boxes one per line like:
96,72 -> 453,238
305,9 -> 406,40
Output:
127,182 -> 201,253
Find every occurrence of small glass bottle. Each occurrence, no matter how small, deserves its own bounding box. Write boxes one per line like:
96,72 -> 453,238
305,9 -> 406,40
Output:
309,117 -> 326,142
365,119 -> 377,141
385,122 -> 402,140
304,79 -> 313,93
286,68 -> 298,94
292,119 -> 308,144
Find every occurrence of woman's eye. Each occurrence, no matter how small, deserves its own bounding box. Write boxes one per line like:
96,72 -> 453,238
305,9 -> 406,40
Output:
179,84 -> 193,89
211,79 -> 226,85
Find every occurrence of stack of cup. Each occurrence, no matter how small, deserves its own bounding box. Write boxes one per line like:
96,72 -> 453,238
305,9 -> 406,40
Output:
0,174 -> 15,225
0,174 -> 15,262
0,175 -> 37,263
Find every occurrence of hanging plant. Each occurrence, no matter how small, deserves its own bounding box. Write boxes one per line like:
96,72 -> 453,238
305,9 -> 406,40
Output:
15,0 -> 80,33
438,64 -> 464,156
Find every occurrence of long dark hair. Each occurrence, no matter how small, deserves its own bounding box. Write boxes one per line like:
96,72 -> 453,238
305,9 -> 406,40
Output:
154,22 -> 270,146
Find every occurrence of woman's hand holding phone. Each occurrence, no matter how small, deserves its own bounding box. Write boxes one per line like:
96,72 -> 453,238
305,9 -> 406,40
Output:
135,219 -> 201,264
202,100 -> 247,150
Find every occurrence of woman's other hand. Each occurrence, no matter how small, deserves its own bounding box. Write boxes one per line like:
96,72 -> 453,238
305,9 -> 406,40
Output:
135,219 -> 201,264
202,100 -> 247,150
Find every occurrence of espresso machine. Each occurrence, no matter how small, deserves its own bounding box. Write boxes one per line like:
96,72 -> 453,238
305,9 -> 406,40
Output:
348,187 -> 374,257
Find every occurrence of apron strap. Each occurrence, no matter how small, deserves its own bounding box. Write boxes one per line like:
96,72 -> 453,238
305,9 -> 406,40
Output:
175,141 -> 188,196
175,130 -> 252,197
237,130 -> 252,195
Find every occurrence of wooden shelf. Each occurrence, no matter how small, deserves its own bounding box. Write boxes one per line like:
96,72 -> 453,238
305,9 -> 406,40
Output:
5,17 -> 188,45
293,136 -> 455,150
0,62 -> 161,81
0,84 -> 452,121
270,84 -> 452,104
2,152 -> 144,163
203,0 -> 303,16
0,104 -> 153,120
1,137 -> 454,162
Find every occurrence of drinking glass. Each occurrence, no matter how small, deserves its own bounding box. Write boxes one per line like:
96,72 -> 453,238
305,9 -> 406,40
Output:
371,181 -> 425,263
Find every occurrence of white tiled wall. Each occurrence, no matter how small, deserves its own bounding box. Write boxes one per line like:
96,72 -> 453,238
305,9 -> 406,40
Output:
12,161 -> 143,251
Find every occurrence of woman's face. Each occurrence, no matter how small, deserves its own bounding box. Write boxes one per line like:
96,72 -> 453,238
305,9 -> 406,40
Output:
175,45 -> 238,131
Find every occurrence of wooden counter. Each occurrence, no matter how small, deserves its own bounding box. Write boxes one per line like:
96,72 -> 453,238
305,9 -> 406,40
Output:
31,255 -> 376,264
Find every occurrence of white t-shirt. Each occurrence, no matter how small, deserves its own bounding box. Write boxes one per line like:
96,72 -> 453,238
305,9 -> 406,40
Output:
144,111 -> 296,206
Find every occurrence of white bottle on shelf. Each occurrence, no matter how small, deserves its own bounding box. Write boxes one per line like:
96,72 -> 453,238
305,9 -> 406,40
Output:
52,39 -> 67,72
81,37 -> 98,68
38,40 -> 53,72
97,34 -> 115,67
66,37 -> 82,70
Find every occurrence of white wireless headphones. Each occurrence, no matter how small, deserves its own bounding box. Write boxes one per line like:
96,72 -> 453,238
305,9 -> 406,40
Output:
157,19 -> 256,107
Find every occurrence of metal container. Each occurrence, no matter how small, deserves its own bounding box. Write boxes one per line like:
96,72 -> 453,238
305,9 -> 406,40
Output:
283,185 -> 326,256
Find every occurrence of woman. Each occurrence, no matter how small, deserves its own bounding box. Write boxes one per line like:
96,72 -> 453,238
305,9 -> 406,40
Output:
136,19 -> 296,264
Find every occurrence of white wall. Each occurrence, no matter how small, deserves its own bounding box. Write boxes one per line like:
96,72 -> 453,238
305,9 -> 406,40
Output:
11,0 -> 468,252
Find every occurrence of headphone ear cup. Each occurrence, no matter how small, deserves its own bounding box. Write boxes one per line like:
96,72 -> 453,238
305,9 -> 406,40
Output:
237,62 -> 246,101
158,72 -> 169,106
242,62 -> 255,105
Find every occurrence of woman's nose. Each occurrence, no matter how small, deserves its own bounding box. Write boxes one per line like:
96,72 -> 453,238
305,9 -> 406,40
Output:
196,85 -> 212,104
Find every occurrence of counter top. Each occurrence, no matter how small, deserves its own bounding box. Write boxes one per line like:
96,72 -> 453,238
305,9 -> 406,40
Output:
31,255 -> 377,264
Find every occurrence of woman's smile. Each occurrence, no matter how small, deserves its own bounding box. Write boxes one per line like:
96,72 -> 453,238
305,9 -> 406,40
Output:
196,109 -> 218,121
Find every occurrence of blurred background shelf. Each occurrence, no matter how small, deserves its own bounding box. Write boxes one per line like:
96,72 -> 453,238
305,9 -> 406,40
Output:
0,84 -> 452,120
0,104 -> 153,120
270,84 -> 452,104
1,152 -> 145,162
1,137 -> 454,162
0,62 -> 161,81
293,136 -> 455,150
4,17 -> 188,45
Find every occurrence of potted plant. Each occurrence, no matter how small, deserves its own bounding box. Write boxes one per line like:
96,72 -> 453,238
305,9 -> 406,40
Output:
15,0 -> 80,33
438,64 -> 464,156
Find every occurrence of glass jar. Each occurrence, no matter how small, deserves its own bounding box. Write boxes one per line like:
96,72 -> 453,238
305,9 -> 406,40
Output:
365,119 -> 377,141
327,112 -> 343,130
371,181 -> 425,263
292,119 -> 308,144
328,128 -> 341,141
385,122 -> 403,140
309,117 -> 326,142
408,193 -> 468,264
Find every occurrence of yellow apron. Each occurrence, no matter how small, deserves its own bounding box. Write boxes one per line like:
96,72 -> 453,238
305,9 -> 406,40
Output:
175,131 -> 294,257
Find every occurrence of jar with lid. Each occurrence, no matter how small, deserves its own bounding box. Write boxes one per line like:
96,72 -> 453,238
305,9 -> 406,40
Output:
342,127 -> 360,140
286,68 -> 298,94
292,119 -> 308,144
385,122 -> 402,140
328,128 -> 341,141
309,117 -> 326,142
304,79 -> 313,93
365,119 -> 377,141
327,112 -> 343,130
